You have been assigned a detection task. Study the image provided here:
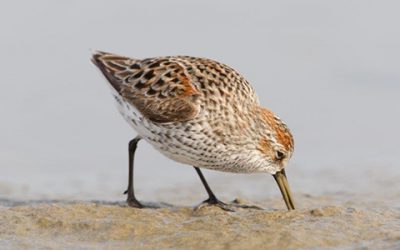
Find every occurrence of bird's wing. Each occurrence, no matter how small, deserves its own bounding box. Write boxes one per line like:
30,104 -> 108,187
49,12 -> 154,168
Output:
92,51 -> 201,123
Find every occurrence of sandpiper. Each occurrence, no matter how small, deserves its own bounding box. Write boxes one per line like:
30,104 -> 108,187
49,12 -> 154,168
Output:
92,51 -> 295,211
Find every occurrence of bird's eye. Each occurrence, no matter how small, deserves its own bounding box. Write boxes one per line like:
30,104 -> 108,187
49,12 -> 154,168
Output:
276,151 -> 285,160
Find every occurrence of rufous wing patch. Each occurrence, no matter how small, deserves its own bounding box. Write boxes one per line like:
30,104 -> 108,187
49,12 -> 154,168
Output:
122,60 -> 201,123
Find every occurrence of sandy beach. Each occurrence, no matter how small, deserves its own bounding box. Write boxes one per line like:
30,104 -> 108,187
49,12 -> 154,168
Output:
1,194 -> 399,249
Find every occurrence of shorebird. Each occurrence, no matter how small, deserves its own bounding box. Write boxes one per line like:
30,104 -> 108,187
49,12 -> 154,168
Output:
91,51 -> 295,211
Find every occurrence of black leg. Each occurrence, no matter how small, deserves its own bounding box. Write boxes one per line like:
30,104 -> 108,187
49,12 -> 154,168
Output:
194,167 -> 218,201
124,136 -> 142,208
193,167 -> 233,211
194,167 -> 264,211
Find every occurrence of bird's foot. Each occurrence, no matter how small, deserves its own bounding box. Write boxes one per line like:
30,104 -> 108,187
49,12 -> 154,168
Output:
124,189 -> 143,208
127,198 -> 143,208
194,196 -> 235,212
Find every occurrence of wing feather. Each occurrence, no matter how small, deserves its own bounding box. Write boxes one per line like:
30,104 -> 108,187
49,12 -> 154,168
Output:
92,51 -> 201,123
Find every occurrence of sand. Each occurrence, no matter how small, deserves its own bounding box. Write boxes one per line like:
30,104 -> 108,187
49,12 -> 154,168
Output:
1,195 -> 399,250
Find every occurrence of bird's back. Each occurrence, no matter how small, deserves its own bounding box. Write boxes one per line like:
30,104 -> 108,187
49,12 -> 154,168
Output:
92,52 -> 259,124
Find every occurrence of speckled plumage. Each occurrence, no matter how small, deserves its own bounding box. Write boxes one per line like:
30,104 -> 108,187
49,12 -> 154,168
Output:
92,51 -> 294,174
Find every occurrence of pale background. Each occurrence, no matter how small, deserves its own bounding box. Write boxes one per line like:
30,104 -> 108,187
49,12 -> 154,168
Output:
0,1 -> 399,205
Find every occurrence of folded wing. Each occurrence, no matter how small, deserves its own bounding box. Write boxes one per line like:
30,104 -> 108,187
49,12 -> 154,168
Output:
92,51 -> 201,123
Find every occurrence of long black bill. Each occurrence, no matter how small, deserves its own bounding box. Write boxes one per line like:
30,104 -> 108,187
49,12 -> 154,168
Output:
273,169 -> 295,210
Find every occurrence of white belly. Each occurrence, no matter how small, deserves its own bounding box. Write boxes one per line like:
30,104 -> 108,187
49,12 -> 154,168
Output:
112,92 -> 235,169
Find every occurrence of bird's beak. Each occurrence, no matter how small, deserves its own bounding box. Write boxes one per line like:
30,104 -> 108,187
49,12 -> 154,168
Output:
273,169 -> 295,210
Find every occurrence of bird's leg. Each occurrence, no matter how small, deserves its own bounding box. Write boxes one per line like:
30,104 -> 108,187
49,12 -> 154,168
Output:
193,167 -> 234,212
124,136 -> 143,208
194,167 -> 264,211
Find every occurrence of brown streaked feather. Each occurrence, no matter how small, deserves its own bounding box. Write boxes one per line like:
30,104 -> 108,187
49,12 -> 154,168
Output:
257,138 -> 272,155
91,51 -> 137,92
92,51 -> 201,123
261,108 -> 294,152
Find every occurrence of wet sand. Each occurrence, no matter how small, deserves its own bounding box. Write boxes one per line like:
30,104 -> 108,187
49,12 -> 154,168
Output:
1,195 -> 399,249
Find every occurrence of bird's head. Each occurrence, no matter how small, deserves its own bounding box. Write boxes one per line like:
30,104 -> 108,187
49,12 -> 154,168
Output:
255,107 -> 295,210
256,107 -> 294,173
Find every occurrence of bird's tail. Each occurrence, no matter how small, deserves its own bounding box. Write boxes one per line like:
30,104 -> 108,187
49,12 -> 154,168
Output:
91,50 -> 137,92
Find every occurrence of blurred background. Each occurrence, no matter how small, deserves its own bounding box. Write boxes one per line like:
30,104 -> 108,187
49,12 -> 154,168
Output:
0,0 -> 399,205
